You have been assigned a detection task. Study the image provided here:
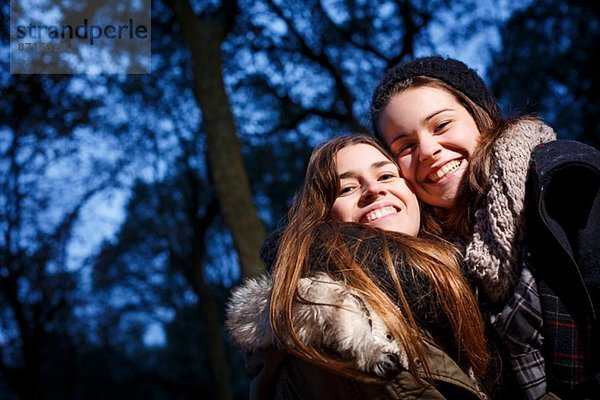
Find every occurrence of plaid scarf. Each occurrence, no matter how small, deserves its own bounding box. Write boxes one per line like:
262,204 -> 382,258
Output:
537,278 -> 593,395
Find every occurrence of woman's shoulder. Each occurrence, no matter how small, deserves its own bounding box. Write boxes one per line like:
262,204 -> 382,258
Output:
530,139 -> 600,177
526,138 -> 600,213
247,343 -> 486,400
248,348 -> 391,400
385,340 -> 488,400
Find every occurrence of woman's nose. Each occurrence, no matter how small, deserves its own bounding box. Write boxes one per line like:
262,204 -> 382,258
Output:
418,137 -> 442,162
361,181 -> 386,202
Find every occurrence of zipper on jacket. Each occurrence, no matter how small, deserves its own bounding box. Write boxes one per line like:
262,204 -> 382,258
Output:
537,183 -> 596,321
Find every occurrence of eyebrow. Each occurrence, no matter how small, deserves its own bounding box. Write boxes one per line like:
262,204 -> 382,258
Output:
388,108 -> 454,146
339,160 -> 395,179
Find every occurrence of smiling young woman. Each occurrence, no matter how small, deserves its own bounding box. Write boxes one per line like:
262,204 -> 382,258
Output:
376,85 -> 481,209
226,134 -> 490,400
371,56 -> 600,400
329,142 -> 420,236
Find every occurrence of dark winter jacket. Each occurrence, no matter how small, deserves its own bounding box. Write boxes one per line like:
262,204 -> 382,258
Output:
524,139 -> 600,398
457,120 -> 599,399
244,340 -> 486,400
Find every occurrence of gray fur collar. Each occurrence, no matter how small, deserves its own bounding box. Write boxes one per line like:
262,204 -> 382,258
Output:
226,274 -> 274,350
226,273 -> 408,376
464,120 -> 556,303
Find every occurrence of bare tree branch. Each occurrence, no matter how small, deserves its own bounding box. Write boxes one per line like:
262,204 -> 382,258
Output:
315,0 -> 390,62
264,0 -> 360,127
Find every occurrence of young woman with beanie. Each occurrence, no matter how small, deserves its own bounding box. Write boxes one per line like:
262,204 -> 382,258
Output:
226,134 -> 490,399
370,56 -> 600,399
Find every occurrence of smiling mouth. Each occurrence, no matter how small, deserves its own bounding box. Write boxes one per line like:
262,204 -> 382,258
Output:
427,159 -> 463,183
361,205 -> 398,223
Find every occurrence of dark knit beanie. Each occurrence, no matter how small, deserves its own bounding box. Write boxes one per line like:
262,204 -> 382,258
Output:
371,56 -> 501,130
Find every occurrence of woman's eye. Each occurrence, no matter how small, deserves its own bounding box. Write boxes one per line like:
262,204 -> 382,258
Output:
339,186 -> 354,195
434,121 -> 451,133
394,143 -> 415,156
379,173 -> 397,181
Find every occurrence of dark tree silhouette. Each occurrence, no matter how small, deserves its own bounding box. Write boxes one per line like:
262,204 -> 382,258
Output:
489,0 -> 600,147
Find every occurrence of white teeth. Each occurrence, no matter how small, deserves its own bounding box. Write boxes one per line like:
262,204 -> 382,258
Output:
364,206 -> 397,222
427,160 -> 462,183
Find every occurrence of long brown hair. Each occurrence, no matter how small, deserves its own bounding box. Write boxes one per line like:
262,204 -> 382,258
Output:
370,75 -> 535,237
269,134 -> 489,381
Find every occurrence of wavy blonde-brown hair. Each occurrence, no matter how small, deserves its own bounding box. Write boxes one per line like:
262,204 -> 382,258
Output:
269,134 -> 489,382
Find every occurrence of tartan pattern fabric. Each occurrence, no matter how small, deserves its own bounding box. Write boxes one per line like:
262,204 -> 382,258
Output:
537,279 -> 593,394
491,265 -> 546,400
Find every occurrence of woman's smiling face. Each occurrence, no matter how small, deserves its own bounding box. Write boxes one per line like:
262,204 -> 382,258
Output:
377,85 -> 481,208
330,143 -> 420,236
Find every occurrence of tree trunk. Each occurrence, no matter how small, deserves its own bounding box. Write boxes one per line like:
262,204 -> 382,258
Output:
169,0 -> 266,279
165,2 -> 271,398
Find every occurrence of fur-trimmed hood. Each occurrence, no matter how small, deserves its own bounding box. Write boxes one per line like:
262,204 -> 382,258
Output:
226,272 -> 408,377
227,273 -> 489,399
226,274 -> 274,350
